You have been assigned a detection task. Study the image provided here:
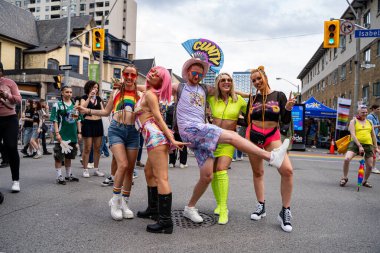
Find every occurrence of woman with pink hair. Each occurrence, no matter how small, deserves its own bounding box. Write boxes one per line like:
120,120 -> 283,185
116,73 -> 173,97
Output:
135,66 -> 187,234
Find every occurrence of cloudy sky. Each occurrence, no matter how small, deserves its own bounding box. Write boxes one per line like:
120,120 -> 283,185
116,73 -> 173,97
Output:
135,0 -> 349,95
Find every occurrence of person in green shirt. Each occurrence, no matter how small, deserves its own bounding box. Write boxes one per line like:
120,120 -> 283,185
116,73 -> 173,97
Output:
50,85 -> 82,185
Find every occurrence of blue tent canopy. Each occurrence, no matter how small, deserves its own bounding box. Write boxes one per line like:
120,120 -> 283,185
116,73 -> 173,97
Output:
303,97 -> 337,118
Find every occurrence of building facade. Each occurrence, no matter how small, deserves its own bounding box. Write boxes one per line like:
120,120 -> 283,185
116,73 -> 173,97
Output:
298,0 -> 380,114
5,0 -> 137,59
232,71 -> 252,94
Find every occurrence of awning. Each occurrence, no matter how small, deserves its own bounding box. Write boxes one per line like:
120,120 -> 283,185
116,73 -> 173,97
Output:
303,96 -> 337,118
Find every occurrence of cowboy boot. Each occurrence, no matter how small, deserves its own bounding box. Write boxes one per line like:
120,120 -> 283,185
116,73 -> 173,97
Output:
137,186 -> 158,220
146,193 -> 173,234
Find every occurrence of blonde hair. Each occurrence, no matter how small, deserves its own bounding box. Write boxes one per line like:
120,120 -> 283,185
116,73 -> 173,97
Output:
214,72 -> 237,102
247,66 -> 270,127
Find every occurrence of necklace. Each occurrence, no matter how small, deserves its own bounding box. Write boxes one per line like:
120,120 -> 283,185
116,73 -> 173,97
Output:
185,84 -> 203,107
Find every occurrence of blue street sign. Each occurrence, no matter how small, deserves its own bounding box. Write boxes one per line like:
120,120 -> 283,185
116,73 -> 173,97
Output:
355,29 -> 380,38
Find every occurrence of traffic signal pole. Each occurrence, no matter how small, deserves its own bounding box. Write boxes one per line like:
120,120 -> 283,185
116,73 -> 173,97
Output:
353,8 -> 362,109
65,0 -> 71,87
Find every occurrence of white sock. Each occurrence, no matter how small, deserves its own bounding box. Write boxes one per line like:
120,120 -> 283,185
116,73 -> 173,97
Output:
65,167 -> 71,177
56,168 -> 62,179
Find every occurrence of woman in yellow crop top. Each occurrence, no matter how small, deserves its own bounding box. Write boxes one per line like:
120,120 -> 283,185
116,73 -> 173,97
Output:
77,64 -> 140,221
206,73 -> 247,225
340,105 -> 380,188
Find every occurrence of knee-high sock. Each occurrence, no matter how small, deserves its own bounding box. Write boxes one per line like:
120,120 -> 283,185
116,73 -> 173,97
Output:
216,170 -> 229,212
211,172 -> 220,212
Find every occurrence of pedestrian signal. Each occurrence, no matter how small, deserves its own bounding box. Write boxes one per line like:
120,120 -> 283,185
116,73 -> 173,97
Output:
53,75 -> 62,90
324,20 -> 340,48
92,28 -> 105,52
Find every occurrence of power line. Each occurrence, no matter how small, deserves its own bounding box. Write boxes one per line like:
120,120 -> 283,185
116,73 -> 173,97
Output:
132,32 -> 322,44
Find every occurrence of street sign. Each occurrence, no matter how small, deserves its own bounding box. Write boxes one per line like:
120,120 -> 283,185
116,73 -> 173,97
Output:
355,29 -> 380,38
340,20 -> 354,35
361,63 -> 376,69
59,65 -> 72,71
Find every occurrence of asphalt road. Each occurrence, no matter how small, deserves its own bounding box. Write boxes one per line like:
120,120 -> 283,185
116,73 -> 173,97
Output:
1,149 -> 380,253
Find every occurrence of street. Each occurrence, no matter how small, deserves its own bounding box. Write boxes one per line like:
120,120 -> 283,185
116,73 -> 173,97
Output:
1,149 -> 380,253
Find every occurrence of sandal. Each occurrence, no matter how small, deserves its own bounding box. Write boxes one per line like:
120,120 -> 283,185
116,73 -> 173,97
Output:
340,177 -> 348,187
362,181 -> 373,188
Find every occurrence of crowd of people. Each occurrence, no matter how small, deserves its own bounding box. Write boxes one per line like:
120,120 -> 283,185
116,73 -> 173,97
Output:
2,57 -> 325,235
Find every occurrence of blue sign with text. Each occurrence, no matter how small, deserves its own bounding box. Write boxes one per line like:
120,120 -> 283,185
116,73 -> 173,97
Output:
355,29 -> 380,38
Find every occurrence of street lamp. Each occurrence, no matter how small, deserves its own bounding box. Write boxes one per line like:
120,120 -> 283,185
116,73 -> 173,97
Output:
276,77 -> 300,103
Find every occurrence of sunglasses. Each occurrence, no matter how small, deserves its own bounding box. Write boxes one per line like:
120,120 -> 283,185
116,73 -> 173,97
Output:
123,72 -> 137,79
220,78 -> 232,83
190,71 -> 203,78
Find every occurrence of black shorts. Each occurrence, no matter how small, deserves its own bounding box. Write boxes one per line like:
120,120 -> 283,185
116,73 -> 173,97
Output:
82,119 -> 103,138
53,143 -> 78,162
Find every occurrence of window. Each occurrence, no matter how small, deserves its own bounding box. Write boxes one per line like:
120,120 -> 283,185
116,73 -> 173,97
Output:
45,15 -> 49,19
363,10 -> 371,28
363,85 -> 369,104
15,48 -> 22,69
80,4 -> 85,11
377,40 -> 380,56
340,35 -> 346,51
322,57 -> 325,71
36,7 -> 40,12
121,44 -> 127,58
113,68 -> 121,79
47,58 -> 59,69
45,6 -> 49,11
364,48 -> 371,63
373,82 -> 380,97
341,64 -> 346,80
35,15 -> 40,20
333,69 -> 338,85
105,1 -> 109,6
85,32 -> 90,46
69,55 -> 80,73
89,3 -> 94,8
83,57 -> 89,77
15,1 -> 21,7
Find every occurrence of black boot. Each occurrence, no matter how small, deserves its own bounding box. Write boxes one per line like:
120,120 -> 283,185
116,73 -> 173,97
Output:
146,193 -> 173,234
137,186 -> 158,220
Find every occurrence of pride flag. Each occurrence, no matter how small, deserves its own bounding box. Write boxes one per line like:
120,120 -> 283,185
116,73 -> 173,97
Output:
336,98 -> 351,130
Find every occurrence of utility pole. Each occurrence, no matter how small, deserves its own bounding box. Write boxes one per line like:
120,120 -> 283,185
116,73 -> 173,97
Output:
65,0 -> 71,87
98,0 -> 118,94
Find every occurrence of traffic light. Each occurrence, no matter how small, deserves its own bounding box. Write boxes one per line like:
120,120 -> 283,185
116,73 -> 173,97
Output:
53,75 -> 62,90
92,28 -> 105,52
324,20 -> 340,48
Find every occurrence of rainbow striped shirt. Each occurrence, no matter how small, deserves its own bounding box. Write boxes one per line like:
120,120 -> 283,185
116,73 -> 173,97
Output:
112,89 -> 139,113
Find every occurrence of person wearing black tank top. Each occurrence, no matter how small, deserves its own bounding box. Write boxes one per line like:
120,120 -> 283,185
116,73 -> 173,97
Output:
80,81 -> 105,178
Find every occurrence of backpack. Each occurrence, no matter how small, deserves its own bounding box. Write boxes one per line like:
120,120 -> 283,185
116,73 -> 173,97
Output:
172,82 -> 208,132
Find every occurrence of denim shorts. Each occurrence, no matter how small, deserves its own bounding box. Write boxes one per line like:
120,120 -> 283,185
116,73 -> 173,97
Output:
108,119 -> 140,149
23,127 -> 33,144
31,126 -> 39,139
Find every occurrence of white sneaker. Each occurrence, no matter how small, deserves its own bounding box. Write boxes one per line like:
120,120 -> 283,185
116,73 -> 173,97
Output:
87,163 -> 94,169
11,181 -> 20,192
169,164 -> 174,168
121,198 -> 134,219
237,157 -> 243,161
94,169 -> 105,177
180,164 -> 188,169
82,169 -> 90,178
109,196 -> 123,221
33,151 -> 42,159
269,139 -> 290,168
372,168 -> 380,174
232,158 -> 236,162
183,206 -> 203,223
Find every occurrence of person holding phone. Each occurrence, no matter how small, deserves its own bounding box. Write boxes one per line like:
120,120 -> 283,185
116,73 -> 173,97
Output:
246,66 -> 296,233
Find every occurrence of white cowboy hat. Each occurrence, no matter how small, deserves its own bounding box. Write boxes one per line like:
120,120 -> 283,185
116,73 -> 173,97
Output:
181,58 -> 210,82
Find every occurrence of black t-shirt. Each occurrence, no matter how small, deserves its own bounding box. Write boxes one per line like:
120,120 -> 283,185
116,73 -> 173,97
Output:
24,108 -> 34,128
165,104 -> 175,129
247,91 -> 291,125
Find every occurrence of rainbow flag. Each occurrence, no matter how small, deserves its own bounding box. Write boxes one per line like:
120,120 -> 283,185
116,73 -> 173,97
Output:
336,98 -> 351,130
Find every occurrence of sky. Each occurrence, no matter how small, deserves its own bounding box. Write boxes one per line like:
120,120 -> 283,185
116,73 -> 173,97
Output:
135,0 -> 349,96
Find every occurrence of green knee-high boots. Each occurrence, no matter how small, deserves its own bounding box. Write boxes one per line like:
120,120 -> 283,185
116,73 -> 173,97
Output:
211,170 -> 229,224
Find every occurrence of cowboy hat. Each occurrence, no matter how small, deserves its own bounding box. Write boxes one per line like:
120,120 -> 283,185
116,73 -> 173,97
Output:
181,58 -> 210,82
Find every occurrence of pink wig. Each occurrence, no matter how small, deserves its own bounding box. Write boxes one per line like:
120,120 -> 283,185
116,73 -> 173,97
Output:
146,66 -> 172,104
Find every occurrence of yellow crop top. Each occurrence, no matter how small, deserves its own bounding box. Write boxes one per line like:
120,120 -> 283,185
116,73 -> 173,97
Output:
207,95 -> 247,121
352,119 -> 373,145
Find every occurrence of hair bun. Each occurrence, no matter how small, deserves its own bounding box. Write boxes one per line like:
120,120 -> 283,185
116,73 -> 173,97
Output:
258,66 -> 265,71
